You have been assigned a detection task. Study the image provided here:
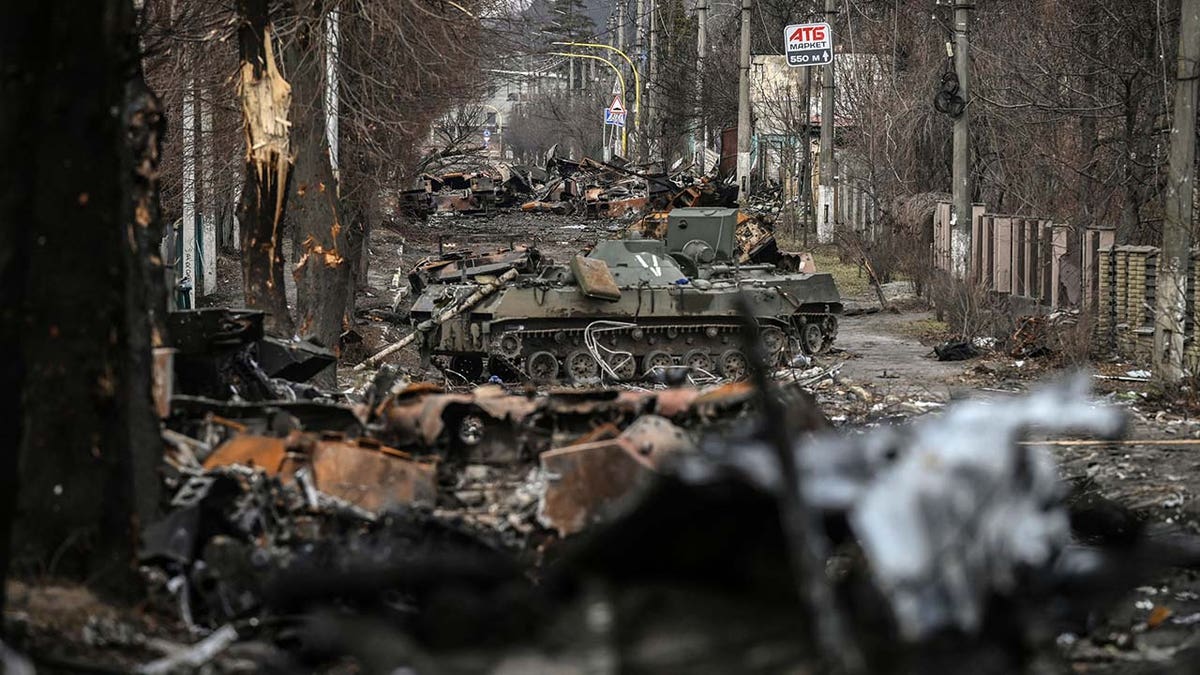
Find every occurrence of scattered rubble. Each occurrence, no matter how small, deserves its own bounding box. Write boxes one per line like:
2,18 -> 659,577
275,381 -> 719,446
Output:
126,368 -> 1200,672
12,293 -> 1200,673
400,149 -> 736,220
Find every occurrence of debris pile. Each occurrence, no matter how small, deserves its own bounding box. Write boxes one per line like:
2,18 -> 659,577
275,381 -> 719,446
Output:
145,311 -> 835,640
124,359 -> 1200,671
400,151 -> 737,220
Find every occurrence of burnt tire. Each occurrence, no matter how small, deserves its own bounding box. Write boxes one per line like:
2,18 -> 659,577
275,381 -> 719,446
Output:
448,356 -> 484,382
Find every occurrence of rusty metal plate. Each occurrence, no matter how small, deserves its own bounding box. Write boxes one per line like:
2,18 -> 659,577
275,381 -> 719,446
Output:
539,438 -> 655,536
203,432 -> 438,512
310,439 -> 437,511
651,387 -> 703,419
203,434 -> 289,473
605,196 -> 647,218
152,347 -> 176,419
618,415 -> 694,465
570,255 -> 622,301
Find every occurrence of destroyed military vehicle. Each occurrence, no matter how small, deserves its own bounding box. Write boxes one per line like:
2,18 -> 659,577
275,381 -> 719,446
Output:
407,208 -> 842,384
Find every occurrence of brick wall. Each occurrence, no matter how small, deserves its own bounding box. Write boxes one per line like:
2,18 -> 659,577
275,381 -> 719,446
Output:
1095,246 -> 1200,363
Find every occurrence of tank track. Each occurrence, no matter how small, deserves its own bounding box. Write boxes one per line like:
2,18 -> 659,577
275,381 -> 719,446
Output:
440,313 -> 837,385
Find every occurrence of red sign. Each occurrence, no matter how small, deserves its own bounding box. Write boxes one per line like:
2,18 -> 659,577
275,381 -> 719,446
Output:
788,24 -> 826,44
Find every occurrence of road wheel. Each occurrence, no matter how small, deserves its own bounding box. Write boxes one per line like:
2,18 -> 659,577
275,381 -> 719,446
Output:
800,322 -> 824,355
820,316 -> 838,353
683,349 -> 713,374
448,355 -> 483,382
642,350 -> 674,376
496,332 -> 523,360
760,326 -> 787,363
565,349 -> 600,385
605,352 -> 637,381
526,351 -> 560,384
719,349 -> 749,380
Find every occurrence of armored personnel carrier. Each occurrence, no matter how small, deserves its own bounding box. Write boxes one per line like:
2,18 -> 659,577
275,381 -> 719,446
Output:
407,208 -> 842,383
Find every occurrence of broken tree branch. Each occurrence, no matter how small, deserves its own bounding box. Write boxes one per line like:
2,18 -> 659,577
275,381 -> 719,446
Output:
354,267 -> 519,371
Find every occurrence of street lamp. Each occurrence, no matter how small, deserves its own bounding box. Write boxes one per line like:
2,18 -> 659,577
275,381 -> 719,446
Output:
551,41 -> 641,137
549,51 -> 628,156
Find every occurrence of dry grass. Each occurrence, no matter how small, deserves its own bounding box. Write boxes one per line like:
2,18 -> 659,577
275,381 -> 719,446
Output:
895,317 -> 952,343
804,245 -> 873,299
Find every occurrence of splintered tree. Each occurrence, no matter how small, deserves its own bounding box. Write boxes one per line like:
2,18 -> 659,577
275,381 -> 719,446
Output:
237,0 -> 296,336
288,0 -> 354,384
0,0 -> 164,597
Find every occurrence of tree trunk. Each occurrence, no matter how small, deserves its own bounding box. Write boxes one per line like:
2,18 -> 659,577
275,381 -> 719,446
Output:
288,1 -> 353,385
238,0 -> 296,336
1,0 -> 164,598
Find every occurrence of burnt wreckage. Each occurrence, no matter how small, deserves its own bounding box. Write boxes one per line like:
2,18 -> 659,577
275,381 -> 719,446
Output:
405,208 -> 843,383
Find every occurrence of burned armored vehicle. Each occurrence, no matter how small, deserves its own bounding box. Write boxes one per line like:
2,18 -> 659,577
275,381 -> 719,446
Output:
407,208 -> 842,383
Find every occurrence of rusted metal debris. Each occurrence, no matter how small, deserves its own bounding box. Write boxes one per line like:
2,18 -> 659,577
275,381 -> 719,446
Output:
401,149 -> 734,219
202,431 -> 438,512
539,415 -> 694,535
408,244 -> 541,294
158,308 -> 811,531
371,380 -> 774,465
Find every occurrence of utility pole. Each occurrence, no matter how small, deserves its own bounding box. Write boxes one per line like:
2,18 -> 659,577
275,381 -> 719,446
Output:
736,0 -> 751,204
1153,0 -> 1200,384
181,79 -> 196,307
200,96 -> 215,295
617,0 -> 626,54
647,0 -> 658,167
950,0 -> 972,278
801,65 -> 812,237
635,0 -> 646,159
694,0 -> 707,165
817,0 -> 835,242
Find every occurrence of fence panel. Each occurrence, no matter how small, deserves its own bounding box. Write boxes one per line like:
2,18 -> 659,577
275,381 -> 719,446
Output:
930,200 -> 1094,312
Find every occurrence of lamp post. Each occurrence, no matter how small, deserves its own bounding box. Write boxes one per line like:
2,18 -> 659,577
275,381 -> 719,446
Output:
549,51 -> 629,155
552,41 -> 640,154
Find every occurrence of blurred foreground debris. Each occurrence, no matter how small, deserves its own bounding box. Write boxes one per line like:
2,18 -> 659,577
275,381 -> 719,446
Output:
122,330 -> 1200,674
122,372 -> 1200,673
42,306 -> 1192,673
